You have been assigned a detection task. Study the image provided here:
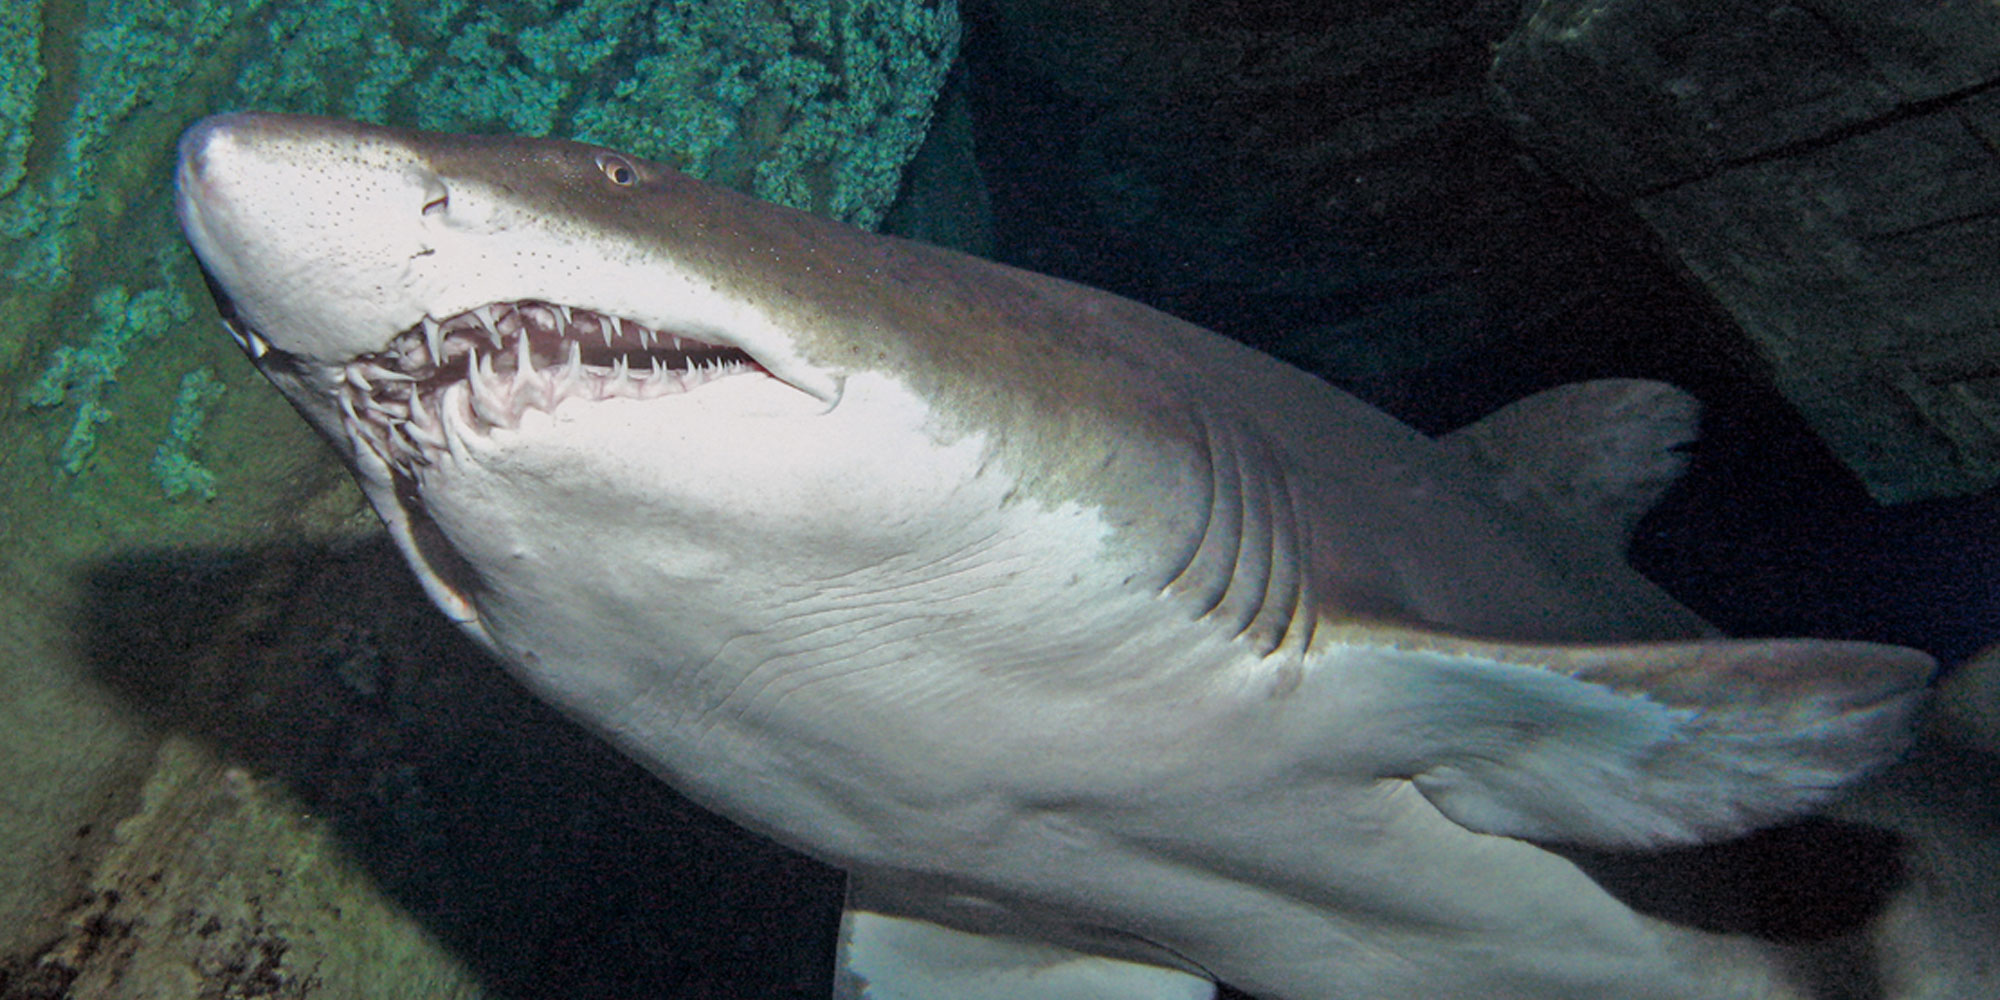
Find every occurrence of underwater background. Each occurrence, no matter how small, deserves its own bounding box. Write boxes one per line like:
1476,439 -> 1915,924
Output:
2,1 -> 1997,998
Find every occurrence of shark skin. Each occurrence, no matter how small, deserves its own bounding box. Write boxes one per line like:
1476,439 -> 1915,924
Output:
174,112 -> 1934,1000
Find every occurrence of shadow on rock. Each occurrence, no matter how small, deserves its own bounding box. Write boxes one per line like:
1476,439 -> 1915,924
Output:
75,537 -> 842,1000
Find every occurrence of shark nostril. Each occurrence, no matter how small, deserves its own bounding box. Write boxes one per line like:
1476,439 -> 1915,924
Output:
420,174 -> 451,216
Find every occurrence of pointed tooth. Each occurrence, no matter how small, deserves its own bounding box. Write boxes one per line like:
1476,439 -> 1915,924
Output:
472,353 -> 512,426
474,350 -> 495,392
466,352 -> 494,415
509,339 -> 541,424
406,414 -> 447,450
391,424 -> 422,462
363,396 -> 409,420
440,385 -> 473,464
639,324 -> 654,350
557,349 -> 584,398
407,395 -> 444,440
473,304 -> 505,348
422,317 -> 444,365
381,435 -> 409,475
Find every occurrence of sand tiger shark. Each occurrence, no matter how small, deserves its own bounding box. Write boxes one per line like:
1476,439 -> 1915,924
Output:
174,112 -> 1933,1000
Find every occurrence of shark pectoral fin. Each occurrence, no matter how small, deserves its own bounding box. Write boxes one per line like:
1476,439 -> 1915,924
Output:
835,908 -> 1215,1000
1348,629 -> 1935,849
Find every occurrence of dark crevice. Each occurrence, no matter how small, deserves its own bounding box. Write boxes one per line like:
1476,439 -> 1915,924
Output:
1637,73 -> 2000,199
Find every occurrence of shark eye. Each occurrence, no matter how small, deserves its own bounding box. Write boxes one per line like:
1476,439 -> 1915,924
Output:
595,153 -> 638,187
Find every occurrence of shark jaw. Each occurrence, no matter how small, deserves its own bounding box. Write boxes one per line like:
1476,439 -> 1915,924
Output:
335,299 -> 758,475
173,112 -> 865,637
172,111 -> 840,427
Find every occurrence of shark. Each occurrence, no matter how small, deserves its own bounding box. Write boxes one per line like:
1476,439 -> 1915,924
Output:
174,112 -> 1933,1000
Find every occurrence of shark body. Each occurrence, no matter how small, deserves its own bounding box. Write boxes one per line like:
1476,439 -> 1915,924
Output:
174,113 -> 1932,1000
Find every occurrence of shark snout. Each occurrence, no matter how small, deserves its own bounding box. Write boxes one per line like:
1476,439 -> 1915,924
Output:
173,113 -> 295,274
174,116 -> 255,339
173,116 -> 228,235
175,112 -> 240,178
173,112 -> 476,364
173,112 -> 280,216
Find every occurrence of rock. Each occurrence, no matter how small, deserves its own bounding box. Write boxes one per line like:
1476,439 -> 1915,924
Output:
967,0 -> 1598,387
1494,0 -> 2000,502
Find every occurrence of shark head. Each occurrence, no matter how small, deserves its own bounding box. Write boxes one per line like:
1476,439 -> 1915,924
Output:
173,113 -> 838,390
174,111 -> 1227,734
176,114 -> 858,651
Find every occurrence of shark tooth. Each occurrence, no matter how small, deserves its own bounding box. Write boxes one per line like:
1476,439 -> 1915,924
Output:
421,316 -> 445,367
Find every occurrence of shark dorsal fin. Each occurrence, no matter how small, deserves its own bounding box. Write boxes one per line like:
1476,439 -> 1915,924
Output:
1440,379 -> 1699,553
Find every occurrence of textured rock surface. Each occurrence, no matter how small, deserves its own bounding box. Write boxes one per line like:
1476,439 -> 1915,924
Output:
0,537 -> 841,999
1494,0 -> 2000,502
0,738 -> 485,1000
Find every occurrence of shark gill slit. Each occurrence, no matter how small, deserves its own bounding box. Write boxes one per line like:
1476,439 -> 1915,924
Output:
1159,408 -> 1220,598
1166,409 -> 1246,624
1242,444 -> 1302,657
335,300 -> 757,472
1294,477 -> 1322,653
1174,414 -> 1314,658
1225,428 -> 1277,643
1172,409 -> 1296,648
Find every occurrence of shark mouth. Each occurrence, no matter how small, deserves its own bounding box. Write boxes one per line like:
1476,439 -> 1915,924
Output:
340,300 -> 758,473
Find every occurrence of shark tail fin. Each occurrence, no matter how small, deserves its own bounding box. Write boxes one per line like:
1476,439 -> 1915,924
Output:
1440,378 -> 1700,553
1334,627 -> 1934,849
